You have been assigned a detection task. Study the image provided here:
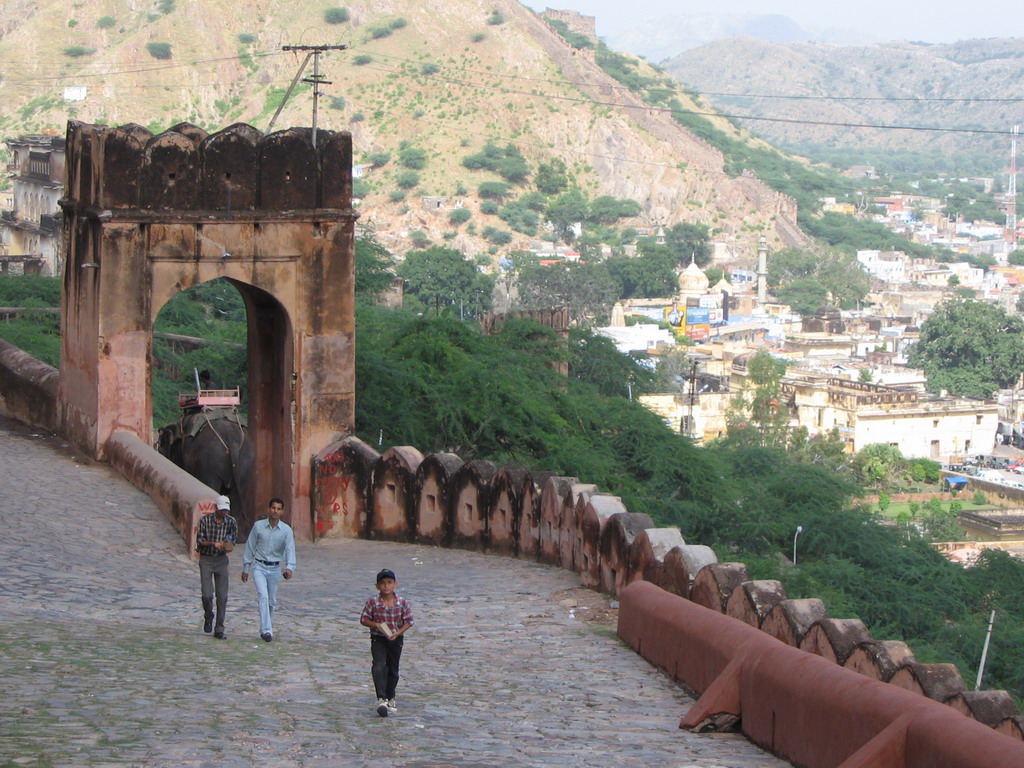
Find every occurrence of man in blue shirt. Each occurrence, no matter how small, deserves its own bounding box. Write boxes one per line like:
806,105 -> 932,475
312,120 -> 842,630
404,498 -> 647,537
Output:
241,498 -> 296,642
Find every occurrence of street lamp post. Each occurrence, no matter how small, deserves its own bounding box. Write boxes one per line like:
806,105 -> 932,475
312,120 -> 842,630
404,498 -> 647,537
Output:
793,525 -> 804,566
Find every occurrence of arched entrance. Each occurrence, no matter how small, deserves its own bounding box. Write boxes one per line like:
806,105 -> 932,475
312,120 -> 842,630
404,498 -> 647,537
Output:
58,121 -> 357,539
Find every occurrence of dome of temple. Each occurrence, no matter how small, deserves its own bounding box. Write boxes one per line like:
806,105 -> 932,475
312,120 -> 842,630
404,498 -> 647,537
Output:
678,257 -> 710,298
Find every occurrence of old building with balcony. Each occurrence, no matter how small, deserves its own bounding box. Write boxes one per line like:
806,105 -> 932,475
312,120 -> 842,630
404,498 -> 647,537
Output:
1,134 -> 65,275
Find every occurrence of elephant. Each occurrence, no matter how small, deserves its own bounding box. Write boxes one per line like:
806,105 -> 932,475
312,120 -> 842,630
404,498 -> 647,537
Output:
157,409 -> 255,539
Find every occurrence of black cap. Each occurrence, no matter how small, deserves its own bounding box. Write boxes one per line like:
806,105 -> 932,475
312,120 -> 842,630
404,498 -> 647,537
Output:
376,569 -> 396,582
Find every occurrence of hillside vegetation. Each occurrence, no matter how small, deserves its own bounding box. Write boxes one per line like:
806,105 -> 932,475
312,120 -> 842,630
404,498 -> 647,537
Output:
0,0 -> 815,259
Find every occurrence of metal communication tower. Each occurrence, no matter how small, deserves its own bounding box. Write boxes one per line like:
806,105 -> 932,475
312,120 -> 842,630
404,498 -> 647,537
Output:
1006,124 -> 1019,246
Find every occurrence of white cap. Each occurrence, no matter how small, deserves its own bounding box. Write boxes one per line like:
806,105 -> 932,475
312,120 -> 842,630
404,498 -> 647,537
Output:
215,495 -> 231,511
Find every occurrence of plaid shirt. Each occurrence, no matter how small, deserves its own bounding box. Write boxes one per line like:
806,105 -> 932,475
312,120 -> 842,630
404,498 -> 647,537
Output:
196,512 -> 238,557
361,594 -> 414,638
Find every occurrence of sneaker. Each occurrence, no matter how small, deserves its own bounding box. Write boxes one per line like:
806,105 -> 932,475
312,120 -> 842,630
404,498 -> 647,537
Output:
213,631 -> 226,640
261,633 -> 273,643
386,698 -> 397,713
376,698 -> 389,717
203,619 -> 213,633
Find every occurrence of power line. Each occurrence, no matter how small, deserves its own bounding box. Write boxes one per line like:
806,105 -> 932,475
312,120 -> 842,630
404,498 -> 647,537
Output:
691,90 -> 1024,104
0,49 -> 287,84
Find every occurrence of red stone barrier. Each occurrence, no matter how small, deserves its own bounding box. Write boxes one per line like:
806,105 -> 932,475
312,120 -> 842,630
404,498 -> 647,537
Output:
0,338 -> 59,432
619,580 -> 1024,768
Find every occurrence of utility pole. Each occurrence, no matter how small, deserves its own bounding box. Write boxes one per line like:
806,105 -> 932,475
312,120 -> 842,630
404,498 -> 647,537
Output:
268,44 -> 348,147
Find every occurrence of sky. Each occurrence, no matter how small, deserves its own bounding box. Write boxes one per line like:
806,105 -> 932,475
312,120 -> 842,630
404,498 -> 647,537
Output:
521,0 -> 1024,45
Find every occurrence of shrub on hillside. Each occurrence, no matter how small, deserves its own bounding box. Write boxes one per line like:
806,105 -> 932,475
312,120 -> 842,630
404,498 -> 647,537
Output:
398,146 -> 427,170
146,42 -> 173,60
448,208 -> 472,225
63,46 -> 96,58
237,32 -> 256,44
483,226 -> 513,245
396,170 -> 420,189
324,7 -> 350,24
97,16 -> 116,28
477,181 -> 513,200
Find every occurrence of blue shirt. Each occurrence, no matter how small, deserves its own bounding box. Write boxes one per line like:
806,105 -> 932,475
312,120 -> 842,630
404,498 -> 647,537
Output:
242,518 -> 296,574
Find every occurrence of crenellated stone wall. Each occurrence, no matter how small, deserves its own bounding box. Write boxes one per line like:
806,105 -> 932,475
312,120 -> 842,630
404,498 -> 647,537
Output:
312,435 -> 1024,766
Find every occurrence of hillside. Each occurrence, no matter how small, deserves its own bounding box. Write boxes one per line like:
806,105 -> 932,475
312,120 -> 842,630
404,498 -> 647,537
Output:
0,0 -> 808,259
663,37 -> 1024,163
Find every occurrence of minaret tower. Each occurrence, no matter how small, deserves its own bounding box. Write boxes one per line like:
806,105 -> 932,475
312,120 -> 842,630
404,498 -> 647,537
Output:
757,235 -> 768,304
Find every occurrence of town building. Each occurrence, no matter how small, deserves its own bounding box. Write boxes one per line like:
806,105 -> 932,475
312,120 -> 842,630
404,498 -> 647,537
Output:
728,358 -> 998,458
0,134 -> 65,275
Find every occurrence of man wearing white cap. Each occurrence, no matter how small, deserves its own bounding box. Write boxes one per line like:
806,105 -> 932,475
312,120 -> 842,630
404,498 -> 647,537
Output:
196,495 -> 238,639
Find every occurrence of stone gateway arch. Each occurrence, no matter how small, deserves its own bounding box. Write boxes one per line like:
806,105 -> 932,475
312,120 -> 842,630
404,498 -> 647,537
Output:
58,121 -> 357,539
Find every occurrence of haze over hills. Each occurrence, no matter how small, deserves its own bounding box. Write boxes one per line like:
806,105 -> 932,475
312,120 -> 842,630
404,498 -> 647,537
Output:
0,0 -> 809,259
662,36 -> 1024,162
605,12 -> 875,63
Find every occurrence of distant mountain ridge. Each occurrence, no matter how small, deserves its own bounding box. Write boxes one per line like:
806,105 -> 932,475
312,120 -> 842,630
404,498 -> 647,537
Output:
661,36 -> 1024,159
605,12 -> 876,63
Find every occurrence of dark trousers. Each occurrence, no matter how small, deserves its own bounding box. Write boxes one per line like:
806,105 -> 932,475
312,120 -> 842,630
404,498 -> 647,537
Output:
199,553 -> 229,633
370,635 -> 404,700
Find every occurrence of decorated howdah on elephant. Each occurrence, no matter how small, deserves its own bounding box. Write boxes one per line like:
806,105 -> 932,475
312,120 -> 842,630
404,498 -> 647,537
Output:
158,402 -> 255,539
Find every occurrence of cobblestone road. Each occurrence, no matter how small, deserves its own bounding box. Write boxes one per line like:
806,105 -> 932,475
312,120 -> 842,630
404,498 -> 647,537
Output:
0,417 -> 790,768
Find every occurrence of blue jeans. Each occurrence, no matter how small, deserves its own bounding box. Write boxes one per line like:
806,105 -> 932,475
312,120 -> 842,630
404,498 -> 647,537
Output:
252,562 -> 282,635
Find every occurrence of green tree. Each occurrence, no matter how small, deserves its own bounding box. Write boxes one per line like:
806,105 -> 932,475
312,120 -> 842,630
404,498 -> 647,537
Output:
725,350 -> 790,449
777,278 -> 829,315
396,246 -> 494,316
1008,249 -> 1024,267
605,250 -> 675,299
355,235 -> 395,300
535,159 -> 569,195
769,248 -> 868,309
853,443 -> 907,490
513,260 -> 619,325
588,196 -> 642,225
908,299 -> 1024,398
546,189 -> 589,243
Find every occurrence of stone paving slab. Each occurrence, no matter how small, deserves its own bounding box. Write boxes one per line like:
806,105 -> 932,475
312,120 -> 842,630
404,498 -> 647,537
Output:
0,418 -> 791,768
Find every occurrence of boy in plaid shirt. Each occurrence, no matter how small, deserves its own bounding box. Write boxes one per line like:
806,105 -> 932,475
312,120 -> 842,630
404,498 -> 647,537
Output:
359,569 -> 414,717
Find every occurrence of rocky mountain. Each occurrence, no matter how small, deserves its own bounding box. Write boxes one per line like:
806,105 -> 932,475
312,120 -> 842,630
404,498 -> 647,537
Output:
662,37 -> 1024,160
0,0 -> 806,260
